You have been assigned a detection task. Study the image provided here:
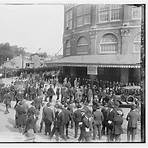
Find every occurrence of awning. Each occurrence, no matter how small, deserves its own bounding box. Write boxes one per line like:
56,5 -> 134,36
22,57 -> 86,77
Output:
45,54 -> 141,68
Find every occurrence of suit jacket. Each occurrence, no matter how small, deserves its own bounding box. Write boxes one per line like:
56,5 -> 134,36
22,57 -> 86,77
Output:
47,87 -> 55,97
62,108 -> 72,124
126,109 -> 140,128
57,111 -> 65,127
113,114 -> 123,135
93,110 -> 104,126
42,106 -> 54,122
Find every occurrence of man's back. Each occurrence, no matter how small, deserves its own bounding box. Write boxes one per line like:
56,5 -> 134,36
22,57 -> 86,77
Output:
93,110 -> 104,125
43,106 -> 54,122
73,109 -> 82,123
127,110 -> 140,128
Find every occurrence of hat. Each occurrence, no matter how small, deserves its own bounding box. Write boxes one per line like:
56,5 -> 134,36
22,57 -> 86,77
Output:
131,104 -> 136,110
54,104 -> 63,109
77,104 -> 82,108
31,101 -> 35,106
114,100 -> 120,108
47,102 -> 51,107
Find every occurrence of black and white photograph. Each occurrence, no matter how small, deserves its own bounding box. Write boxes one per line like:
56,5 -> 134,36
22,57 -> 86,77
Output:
0,0 -> 145,143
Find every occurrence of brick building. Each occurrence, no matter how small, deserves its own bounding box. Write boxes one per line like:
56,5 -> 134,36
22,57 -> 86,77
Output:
50,4 -> 142,84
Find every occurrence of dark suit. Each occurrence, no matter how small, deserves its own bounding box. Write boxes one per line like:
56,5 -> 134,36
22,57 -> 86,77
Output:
93,109 -> 104,140
57,110 -> 67,140
126,109 -> 140,142
42,106 -> 54,135
47,87 -> 55,102
73,109 -> 82,138
62,108 -> 73,138
106,108 -> 116,142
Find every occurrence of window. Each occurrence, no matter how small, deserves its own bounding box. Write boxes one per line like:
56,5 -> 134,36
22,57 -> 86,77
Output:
132,7 -> 141,19
111,5 -> 121,21
65,9 -> 72,30
100,34 -> 118,53
77,37 -> 88,55
65,40 -> 71,56
97,4 -> 121,23
134,34 -> 141,53
76,5 -> 91,27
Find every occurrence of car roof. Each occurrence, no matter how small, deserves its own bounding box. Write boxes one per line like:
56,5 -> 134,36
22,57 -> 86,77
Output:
122,86 -> 141,90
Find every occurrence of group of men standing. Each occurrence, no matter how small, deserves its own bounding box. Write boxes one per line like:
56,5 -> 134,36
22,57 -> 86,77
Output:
0,72 -> 141,142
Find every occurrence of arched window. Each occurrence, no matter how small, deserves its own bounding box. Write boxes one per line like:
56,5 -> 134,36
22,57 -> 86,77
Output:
100,34 -> 118,53
77,37 -> 88,55
134,33 -> 141,53
65,40 -> 71,56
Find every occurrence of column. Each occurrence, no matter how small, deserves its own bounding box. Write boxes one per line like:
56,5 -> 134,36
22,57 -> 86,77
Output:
120,68 -> 129,84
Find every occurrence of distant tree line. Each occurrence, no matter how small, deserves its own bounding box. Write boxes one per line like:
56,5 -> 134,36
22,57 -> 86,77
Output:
0,42 -> 28,65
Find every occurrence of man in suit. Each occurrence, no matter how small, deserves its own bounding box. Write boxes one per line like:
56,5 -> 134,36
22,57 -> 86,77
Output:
62,104 -> 73,139
42,102 -> 54,136
93,106 -> 104,140
73,104 -> 82,138
47,85 -> 55,102
126,104 -> 140,142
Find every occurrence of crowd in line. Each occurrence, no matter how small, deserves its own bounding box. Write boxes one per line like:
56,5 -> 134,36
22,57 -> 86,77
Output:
0,71 -> 141,142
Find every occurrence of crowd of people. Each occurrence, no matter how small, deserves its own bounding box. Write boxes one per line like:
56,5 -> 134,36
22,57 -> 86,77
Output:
0,71 -> 141,142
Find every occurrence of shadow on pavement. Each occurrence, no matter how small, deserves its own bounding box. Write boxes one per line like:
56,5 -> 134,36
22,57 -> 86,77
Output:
7,118 -> 15,126
5,125 -> 18,133
0,108 -> 4,113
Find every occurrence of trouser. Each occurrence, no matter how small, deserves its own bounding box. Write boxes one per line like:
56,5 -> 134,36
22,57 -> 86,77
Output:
113,134 -> 121,142
127,127 -> 137,142
39,119 -> 44,132
56,94 -> 59,100
5,104 -> 10,113
78,127 -> 91,142
49,96 -> 53,102
65,122 -> 69,137
93,124 -> 102,140
107,127 -> 114,142
50,126 -> 60,141
59,125 -> 67,141
44,119 -> 52,135
74,122 -> 79,138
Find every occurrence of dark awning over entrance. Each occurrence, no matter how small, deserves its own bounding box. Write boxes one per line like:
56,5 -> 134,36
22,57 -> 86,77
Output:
45,54 -> 140,68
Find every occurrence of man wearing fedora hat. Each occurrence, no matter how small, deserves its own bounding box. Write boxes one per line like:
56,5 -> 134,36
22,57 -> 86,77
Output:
42,102 -> 54,136
92,105 -> 104,140
73,104 -> 82,138
50,104 -> 67,141
126,104 -> 140,142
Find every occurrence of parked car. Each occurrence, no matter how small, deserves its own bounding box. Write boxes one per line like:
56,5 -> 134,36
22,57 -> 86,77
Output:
116,86 -> 141,108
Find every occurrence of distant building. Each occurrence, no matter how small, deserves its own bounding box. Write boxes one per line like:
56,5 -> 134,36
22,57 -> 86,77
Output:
2,55 -> 32,69
1,52 -> 48,70
48,4 -> 142,84
30,53 -> 46,68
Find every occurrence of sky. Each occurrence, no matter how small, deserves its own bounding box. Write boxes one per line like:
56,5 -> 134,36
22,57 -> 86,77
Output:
0,4 -> 64,55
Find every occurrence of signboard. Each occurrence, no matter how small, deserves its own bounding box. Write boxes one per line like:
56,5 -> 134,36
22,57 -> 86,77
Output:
87,66 -> 98,75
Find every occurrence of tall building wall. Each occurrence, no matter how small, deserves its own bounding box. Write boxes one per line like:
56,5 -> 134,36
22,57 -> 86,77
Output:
63,4 -> 141,58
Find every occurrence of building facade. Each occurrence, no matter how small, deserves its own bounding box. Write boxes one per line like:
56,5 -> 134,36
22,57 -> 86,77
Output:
53,4 -> 141,84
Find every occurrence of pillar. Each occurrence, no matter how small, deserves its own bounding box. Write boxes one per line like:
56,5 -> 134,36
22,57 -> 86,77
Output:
120,68 -> 129,84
